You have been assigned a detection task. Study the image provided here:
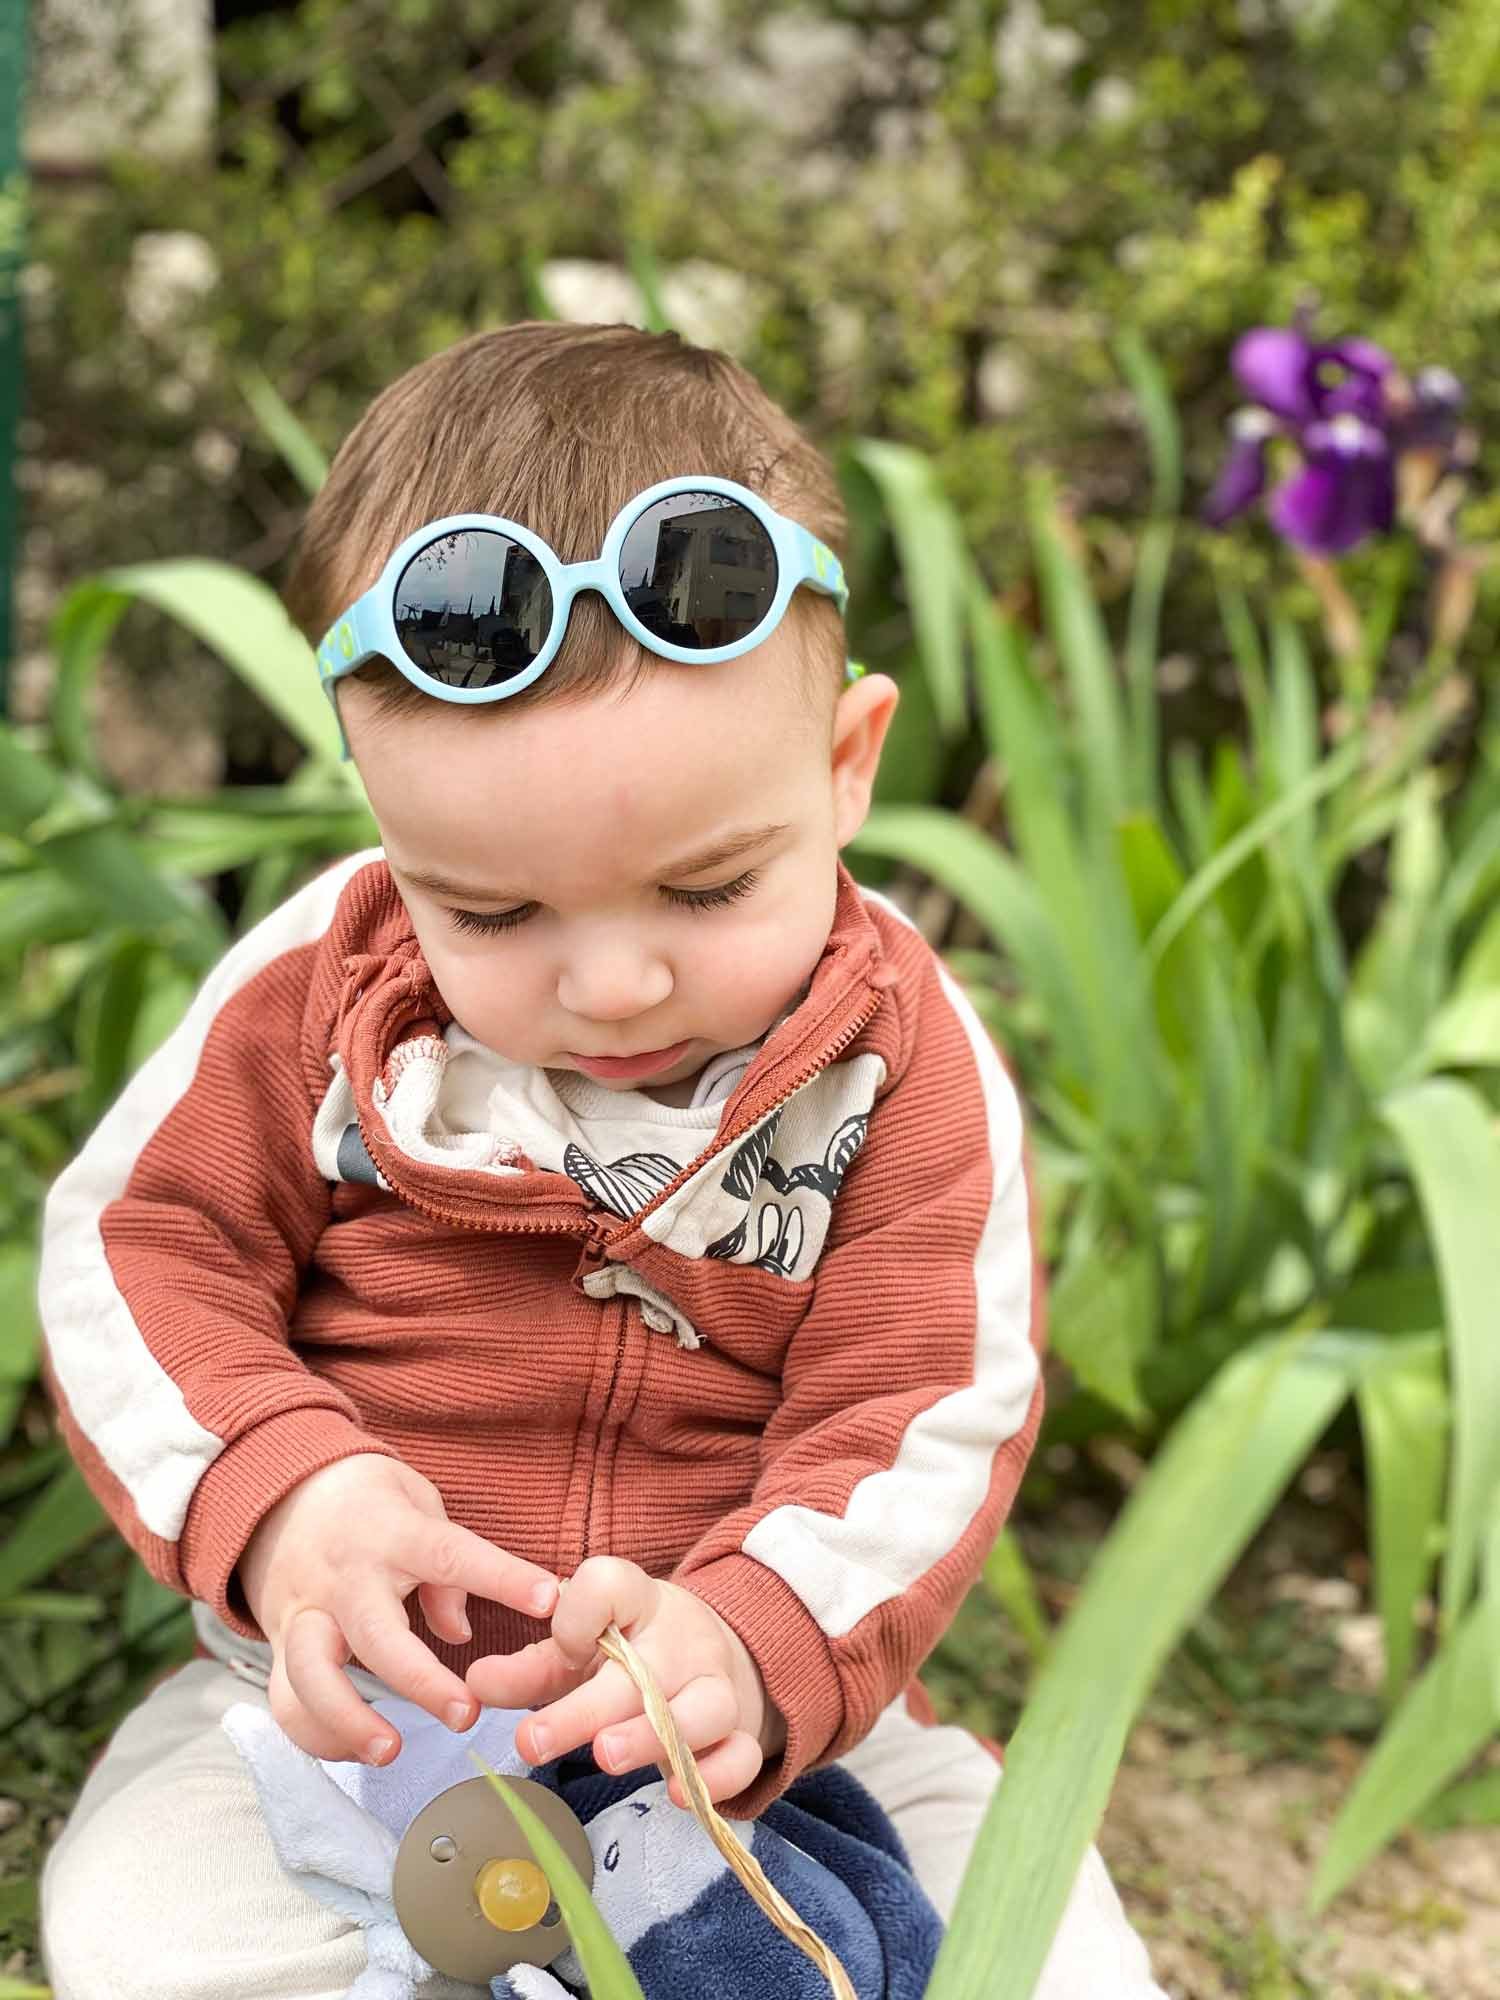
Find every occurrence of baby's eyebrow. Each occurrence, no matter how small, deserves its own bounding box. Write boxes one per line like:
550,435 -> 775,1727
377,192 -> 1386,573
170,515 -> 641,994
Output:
400,822 -> 790,904
660,822 -> 791,877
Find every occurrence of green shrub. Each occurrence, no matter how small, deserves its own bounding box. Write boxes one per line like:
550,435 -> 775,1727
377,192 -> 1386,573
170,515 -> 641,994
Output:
27,0 -> 1500,764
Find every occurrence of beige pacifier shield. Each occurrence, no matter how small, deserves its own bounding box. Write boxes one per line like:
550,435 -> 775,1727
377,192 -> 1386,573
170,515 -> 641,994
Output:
392,1774 -> 595,1983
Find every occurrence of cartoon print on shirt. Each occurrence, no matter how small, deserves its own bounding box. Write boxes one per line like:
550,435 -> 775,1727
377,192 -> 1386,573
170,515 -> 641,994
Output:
763,1112 -> 870,1200
704,1112 -> 868,1273
728,1199 -> 807,1277
718,1107 -> 785,1198
561,1143 -> 679,1219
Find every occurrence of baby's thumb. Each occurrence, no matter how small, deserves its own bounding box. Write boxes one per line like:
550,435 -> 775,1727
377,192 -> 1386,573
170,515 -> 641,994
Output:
417,1581 -> 471,1645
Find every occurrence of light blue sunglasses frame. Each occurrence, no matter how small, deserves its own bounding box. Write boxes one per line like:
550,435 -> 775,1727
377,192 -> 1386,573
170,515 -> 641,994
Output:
315,475 -> 862,755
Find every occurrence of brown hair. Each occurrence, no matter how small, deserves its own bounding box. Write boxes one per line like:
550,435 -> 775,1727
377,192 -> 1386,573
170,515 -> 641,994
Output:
283,322 -> 848,723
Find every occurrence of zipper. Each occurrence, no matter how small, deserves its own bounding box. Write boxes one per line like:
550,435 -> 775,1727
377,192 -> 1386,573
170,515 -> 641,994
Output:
580,1301 -> 630,1562
352,976 -> 886,1249
568,983 -> 885,1556
615,980 -> 887,1242
349,1108 -> 591,1239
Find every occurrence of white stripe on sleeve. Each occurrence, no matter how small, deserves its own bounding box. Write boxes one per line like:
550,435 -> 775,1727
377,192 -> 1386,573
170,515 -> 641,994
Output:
741,888 -> 1039,1637
38,850 -> 378,1541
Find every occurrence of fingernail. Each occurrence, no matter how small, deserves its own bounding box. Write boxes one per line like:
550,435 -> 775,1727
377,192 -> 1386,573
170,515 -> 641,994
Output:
530,1583 -> 555,1616
446,1700 -> 475,1732
528,1722 -> 552,1760
455,1613 -> 472,1641
365,1736 -> 397,1766
598,1732 -> 620,1769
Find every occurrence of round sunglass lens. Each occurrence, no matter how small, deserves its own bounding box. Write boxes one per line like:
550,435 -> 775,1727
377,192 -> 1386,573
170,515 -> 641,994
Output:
617,493 -> 778,650
394,529 -> 553,689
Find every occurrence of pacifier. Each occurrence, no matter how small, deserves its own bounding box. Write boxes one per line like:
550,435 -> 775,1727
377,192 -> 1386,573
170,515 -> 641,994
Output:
391,1775 -> 594,1983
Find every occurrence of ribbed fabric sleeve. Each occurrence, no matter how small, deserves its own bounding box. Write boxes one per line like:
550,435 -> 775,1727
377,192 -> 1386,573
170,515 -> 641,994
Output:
37,853 -> 400,1635
673,921 -> 1045,1816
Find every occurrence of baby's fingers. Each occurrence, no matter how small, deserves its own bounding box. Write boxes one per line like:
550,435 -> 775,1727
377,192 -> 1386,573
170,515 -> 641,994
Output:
667,1729 -> 764,1809
395,1518 -> 558,1623
466,1637 -> 584,1712
418,1581 -> 471,1645
342,1588 -> 479,1734
592,1673 -> 738,1778
277,1606 -> 399,1767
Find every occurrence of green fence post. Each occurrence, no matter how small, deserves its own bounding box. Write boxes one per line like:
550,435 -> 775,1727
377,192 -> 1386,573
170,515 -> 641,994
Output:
0,0 -> 27,719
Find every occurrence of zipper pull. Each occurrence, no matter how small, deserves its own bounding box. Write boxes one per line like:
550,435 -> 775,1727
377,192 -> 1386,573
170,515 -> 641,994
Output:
583,1211 -> 616,1258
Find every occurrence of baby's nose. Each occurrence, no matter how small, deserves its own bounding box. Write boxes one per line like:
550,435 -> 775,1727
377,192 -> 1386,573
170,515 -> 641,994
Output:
556,946 -> 673,1022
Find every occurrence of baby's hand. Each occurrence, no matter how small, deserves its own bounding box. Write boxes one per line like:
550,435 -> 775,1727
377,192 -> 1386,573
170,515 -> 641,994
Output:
465,1556 -> 785,1807
239,1453 -> 559,1767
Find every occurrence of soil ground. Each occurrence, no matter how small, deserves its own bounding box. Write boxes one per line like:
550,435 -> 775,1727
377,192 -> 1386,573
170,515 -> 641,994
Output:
1104,1747 -> 1500,1999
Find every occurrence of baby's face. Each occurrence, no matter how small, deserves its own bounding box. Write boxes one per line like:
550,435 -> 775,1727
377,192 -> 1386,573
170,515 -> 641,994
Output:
344,630 -> 894,1100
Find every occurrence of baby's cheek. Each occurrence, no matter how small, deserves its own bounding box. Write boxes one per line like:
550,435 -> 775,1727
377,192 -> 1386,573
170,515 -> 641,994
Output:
429,947 -> 545,1056
695,911 -> 823,1035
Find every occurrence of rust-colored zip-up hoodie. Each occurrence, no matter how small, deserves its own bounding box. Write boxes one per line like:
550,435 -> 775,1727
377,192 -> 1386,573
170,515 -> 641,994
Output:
39,850 -> 1044,1815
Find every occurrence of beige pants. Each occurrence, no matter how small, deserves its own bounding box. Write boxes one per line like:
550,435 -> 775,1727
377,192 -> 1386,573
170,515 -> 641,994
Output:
42,1659 -> 1165,1999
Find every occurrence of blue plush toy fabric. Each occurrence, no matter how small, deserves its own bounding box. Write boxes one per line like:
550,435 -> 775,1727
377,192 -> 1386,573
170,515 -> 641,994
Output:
529,1753 -> 942,2000
222,1696 -> 943,2000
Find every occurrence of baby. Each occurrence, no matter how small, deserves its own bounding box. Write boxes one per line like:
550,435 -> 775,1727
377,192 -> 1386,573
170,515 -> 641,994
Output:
37,322 -> 1165,1997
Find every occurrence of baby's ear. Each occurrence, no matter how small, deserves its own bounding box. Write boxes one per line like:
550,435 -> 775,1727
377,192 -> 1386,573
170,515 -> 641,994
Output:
831,673 -> 900,848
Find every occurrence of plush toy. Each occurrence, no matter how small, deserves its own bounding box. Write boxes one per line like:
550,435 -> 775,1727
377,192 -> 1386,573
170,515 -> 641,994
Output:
223,1694 -> 942,2000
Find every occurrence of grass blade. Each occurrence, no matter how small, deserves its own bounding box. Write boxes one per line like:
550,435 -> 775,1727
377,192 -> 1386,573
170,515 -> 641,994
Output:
848,439 -> 969,739
50,562 -> 348,770
1311,1604 -> 1496,1909
849,808 -> 1092,1084
475,1764 -> 646,1999
1420,1768 -> 1500,1830
238,365 -> 329,495
968,585 -> 1163,1141
1123,518 -> 1170,813
981,1529 -> 1051,1665
49,581 -> 127,779
1383,1077 -> 1500,1628
1113,330 -> 1182,517
1145,736 -> 1363,971
1354,1340 -> 1448,1704
0,724 -> 224,968
1047,1239 -> 1154,1426
0,1462 -> 109,1600
1025,471 -> 1129,823
0,1245 -> 40,1446
926,1332 -> 1349,2000
967,579 -> 1067,862
624,236 -> 673,334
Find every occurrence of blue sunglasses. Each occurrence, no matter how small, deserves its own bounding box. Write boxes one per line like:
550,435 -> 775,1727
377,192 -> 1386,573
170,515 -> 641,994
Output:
315,475 -> 863,751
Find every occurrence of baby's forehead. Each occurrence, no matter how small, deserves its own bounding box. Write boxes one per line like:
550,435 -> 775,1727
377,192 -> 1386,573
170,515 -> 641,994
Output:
355,660 -> 830,892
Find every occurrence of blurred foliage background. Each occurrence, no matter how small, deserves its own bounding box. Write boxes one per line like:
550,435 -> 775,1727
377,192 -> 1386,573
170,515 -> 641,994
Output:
25,0 -> 1500,782
7,3 -> 1500,1994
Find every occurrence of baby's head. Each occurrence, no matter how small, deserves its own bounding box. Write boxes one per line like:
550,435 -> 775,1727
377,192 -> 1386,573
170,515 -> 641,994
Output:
285,322 -> 897,1101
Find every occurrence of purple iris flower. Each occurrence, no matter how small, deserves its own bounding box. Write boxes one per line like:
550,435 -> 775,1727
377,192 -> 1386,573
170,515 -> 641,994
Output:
1203,409 -> 1275,529
1268,413 -> 1395,556
1204,323 -> 1422,556
1232,327 -> 1393,427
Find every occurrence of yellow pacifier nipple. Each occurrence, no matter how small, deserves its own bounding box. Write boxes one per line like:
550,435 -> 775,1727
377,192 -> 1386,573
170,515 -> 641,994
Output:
474,1856 -> 552,1933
